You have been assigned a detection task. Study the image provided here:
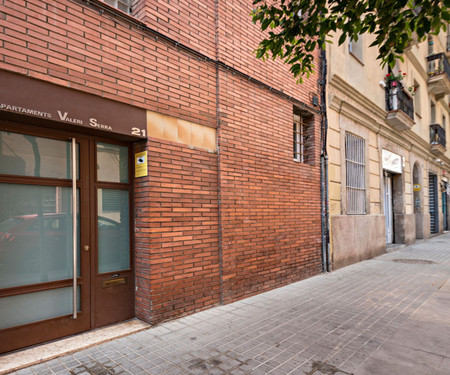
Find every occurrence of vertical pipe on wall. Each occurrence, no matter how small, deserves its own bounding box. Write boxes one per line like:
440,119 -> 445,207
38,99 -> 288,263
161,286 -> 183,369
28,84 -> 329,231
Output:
325,154 -> 330,271
320,46 -> 330,272
214,0 -> 224,305
320,155 -> 327,272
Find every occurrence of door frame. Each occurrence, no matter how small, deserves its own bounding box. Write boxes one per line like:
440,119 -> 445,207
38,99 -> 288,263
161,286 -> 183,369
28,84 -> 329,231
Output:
0,121 -> 91,353
384,172 -> 394,244
443,182 -> 448,231
90,139 -> 135,329
0,120 -> 135,353
429,172 -> 439,234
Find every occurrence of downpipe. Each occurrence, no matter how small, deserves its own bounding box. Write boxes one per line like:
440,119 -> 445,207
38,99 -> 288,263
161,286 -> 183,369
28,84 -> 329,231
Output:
320,154 -> 330,272
320,46 -> 331,273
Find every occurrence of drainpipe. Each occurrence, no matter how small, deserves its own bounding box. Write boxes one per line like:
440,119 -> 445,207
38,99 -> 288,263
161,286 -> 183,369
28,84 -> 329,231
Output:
214,0 -> 224,305
320,46 -> 331,272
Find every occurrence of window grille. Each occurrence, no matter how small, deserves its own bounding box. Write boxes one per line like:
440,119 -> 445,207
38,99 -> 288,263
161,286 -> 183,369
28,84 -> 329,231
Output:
102,0 -> 131,13
345,132 -> 366,214
293,114 -> 307,162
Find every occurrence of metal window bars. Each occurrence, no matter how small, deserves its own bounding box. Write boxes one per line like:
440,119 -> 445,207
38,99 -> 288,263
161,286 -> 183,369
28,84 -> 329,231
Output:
427,52 -> 450,79
345,133 -> 366,215
102,0 -> 132,13
293,114 -> 307,163
430,123 -> 446,148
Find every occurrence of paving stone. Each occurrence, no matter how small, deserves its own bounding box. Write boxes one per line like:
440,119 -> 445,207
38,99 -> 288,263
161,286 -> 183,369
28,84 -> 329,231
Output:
15,233 -> 450,375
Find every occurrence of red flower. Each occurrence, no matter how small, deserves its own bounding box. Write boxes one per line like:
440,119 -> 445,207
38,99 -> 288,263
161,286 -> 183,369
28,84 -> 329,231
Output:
386,73 -> 391,77
403,73 -> 407,75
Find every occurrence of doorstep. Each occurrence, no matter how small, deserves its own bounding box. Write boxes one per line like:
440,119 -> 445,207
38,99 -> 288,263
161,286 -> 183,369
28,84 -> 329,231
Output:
386,243 -> 406,252
0,319 -> 150,374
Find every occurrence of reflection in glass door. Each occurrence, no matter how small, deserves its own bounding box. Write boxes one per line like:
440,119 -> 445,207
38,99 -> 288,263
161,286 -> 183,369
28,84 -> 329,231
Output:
93,142 -> 134,328
0,129 -> 90,353
0,128 -> 134,353
0,185 -> 80,291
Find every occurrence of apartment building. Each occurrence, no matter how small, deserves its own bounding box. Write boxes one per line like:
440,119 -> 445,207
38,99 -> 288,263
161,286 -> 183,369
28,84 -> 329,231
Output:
0,0 -> 324,352
327,29 -> 450,269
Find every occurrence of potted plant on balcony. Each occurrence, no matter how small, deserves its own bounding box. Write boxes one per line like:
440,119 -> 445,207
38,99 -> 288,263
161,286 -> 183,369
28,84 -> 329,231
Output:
407,85 -> 417,96
385,71 -> 415,125
385,71 -> 407,86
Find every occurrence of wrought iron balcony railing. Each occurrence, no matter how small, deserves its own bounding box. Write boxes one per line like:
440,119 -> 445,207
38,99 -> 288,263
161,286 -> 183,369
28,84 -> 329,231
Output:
427,52 -> 450,79
385,80 -> 414,120
430,123 -> 446,148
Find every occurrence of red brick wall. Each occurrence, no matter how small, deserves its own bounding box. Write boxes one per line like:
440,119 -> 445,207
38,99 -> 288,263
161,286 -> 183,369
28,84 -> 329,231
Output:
0,0 -> 217,128
217,1 -> 320,101
131,0 -> 217,58
134,139 -> 220,323
0,0 -> 323,325
130,0 -> 321,103
218,69 -> 323,302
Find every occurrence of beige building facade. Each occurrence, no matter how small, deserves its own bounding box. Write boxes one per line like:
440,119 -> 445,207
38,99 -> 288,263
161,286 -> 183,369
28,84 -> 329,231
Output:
327,30 -> 450,269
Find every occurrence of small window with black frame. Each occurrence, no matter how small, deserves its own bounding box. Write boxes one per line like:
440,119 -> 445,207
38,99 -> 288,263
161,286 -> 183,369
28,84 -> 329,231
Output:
293,108 -> 312,163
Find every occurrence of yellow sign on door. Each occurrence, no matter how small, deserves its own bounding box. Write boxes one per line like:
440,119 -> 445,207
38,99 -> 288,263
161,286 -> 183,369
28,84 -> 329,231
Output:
135,151 -> 148,178
413,184 -> 421,192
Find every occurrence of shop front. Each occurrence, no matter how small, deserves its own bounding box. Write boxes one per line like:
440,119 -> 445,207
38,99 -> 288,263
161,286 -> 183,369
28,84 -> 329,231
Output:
0,71 -> 146,353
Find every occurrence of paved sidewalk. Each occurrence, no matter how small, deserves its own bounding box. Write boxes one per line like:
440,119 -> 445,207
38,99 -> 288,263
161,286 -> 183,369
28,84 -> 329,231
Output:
7,233 -> 450,375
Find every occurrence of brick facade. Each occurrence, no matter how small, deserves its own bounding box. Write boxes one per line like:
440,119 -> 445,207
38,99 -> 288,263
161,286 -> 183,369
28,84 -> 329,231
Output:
218,70 -> 323,303
134,139 -> 221,323
0,0 -> 323,327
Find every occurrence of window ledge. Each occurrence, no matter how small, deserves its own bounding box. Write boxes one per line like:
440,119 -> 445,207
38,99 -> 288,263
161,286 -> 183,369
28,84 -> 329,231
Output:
349,52 -> 365,66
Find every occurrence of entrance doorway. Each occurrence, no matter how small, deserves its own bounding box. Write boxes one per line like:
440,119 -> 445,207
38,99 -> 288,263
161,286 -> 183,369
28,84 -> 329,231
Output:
0,123 -> 134,353
443,182 -> 448,231
384,172 -> 394,244
413,162 -> 423,239
429,172 -> 439,234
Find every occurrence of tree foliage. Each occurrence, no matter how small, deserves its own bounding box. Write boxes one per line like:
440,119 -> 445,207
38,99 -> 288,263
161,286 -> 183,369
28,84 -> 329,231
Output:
251,0 -> 450,81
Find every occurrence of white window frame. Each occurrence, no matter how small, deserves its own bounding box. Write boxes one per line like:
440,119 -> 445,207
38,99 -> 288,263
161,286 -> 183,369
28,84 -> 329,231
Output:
293,114 -> 307,163
345,132 -> 366,214
413,81 -> 421,117
349,36 -> 364,63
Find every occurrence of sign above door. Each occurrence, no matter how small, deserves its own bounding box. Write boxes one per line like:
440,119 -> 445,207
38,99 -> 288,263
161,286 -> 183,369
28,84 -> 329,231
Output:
382,149 -> 403,174
0,71 -> 147,140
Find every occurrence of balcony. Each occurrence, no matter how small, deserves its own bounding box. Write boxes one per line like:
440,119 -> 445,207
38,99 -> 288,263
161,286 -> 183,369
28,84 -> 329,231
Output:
427,53 -> 450,98
385,80 -> 415,131
430,123 -> 446,156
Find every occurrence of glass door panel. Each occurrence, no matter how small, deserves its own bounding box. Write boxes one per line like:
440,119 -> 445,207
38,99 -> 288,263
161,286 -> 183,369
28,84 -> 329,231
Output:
0,127 -> 91,354
97,189 -> 130,273
0,131 -> 79,179
96,143 -> 128,183
94,141 -> 133,329
0,183 -> 80,289
0,286 -> 80,330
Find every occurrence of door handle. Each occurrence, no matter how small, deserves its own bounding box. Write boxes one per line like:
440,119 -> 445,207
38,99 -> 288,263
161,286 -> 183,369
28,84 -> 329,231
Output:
84,245 -> 90,252
72,138 -> 77,320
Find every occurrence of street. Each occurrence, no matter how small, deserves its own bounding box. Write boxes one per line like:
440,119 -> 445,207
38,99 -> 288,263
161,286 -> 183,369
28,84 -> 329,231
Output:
7,233 -> 450,375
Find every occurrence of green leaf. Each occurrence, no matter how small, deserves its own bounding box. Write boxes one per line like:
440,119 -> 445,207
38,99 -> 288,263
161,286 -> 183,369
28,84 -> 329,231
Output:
252,0 -> 448,82
338,33 -> 347,45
